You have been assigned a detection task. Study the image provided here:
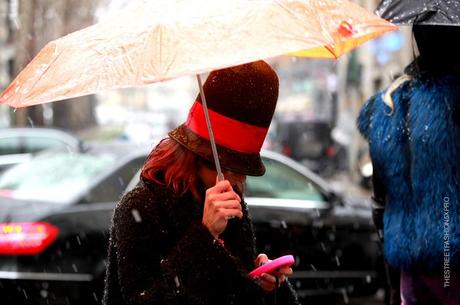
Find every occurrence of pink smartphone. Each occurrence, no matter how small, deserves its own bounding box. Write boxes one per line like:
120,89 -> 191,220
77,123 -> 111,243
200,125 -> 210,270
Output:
248,255 -> 295,278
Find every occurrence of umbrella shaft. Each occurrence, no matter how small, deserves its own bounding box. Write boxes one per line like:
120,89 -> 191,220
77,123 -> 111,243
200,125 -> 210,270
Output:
196,74 -> 225,182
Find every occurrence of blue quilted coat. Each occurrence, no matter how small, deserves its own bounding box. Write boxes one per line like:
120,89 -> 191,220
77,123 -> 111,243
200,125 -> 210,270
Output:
357,74 -> 460,273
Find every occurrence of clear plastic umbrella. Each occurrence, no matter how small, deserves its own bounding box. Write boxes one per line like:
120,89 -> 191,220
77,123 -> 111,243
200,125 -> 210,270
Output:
0,0 -> 396,179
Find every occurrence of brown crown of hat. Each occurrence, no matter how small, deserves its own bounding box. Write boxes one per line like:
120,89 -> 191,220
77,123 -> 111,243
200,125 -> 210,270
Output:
169,60 -> 279,176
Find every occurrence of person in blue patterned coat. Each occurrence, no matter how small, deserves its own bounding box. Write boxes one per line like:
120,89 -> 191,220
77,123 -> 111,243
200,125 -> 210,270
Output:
357,25 -> 460,305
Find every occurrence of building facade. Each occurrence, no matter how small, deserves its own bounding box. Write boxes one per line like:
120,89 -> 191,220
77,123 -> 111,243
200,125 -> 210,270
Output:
0,0 -> 16,126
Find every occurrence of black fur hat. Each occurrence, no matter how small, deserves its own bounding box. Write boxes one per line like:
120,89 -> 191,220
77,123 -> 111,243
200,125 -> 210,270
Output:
407,25 -> 460,76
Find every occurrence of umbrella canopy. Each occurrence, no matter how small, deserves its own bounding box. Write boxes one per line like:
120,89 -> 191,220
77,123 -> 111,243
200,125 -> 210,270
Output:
376,0 -> 460,25
0,0 -> 396,108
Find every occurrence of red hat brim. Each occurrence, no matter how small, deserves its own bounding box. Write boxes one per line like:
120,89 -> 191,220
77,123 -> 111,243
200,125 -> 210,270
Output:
169,124 -> 265,176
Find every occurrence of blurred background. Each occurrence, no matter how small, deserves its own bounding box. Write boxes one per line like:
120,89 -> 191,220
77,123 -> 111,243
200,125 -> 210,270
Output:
0,1 -> 414,304
0,0 -> 412,193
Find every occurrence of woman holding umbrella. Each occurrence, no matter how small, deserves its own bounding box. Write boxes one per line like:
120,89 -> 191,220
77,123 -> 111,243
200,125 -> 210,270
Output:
103,61 -> 299,305
357,23 -> 460,305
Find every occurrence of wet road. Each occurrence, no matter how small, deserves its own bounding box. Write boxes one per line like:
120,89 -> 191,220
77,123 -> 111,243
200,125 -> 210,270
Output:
302,294 -> 385,305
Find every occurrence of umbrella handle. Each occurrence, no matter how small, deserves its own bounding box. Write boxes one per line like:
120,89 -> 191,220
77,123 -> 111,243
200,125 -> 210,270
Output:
196,74 -> 225,182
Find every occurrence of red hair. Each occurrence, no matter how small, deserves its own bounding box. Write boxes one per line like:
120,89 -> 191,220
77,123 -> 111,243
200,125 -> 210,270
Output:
141,138 -> 203,202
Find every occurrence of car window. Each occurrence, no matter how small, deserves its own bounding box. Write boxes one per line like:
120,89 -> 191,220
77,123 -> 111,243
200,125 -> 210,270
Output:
0,137 -> 22,155
124,168 -> 142,193
24,136 -> 69,153
80,157 -> 145,204
0,152 -> 115,203
245,157 -> 325,201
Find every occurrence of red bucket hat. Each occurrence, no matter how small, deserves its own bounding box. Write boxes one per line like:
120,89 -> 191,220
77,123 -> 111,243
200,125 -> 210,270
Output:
168,60 -> 279,176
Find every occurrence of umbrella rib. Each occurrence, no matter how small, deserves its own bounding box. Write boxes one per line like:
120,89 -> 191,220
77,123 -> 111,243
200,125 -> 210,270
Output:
141,25 -> 161,82
158,25 -> 164,77
159,24 -> 179,75
121,45 -> 136,76
163,51 -> 177,76
25,44 -> 68,100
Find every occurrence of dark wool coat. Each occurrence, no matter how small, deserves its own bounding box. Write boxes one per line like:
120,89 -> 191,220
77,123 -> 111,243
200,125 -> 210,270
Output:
357,74 -> 460,273
103,178 -> 299,305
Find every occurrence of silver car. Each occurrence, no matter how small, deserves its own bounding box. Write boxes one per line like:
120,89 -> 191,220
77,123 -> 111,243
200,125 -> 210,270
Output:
0,128 -> 82,173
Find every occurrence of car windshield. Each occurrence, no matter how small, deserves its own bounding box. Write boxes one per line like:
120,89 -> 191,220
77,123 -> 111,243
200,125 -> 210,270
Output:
246,157 -> 324,201
0,152 -> 115,203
